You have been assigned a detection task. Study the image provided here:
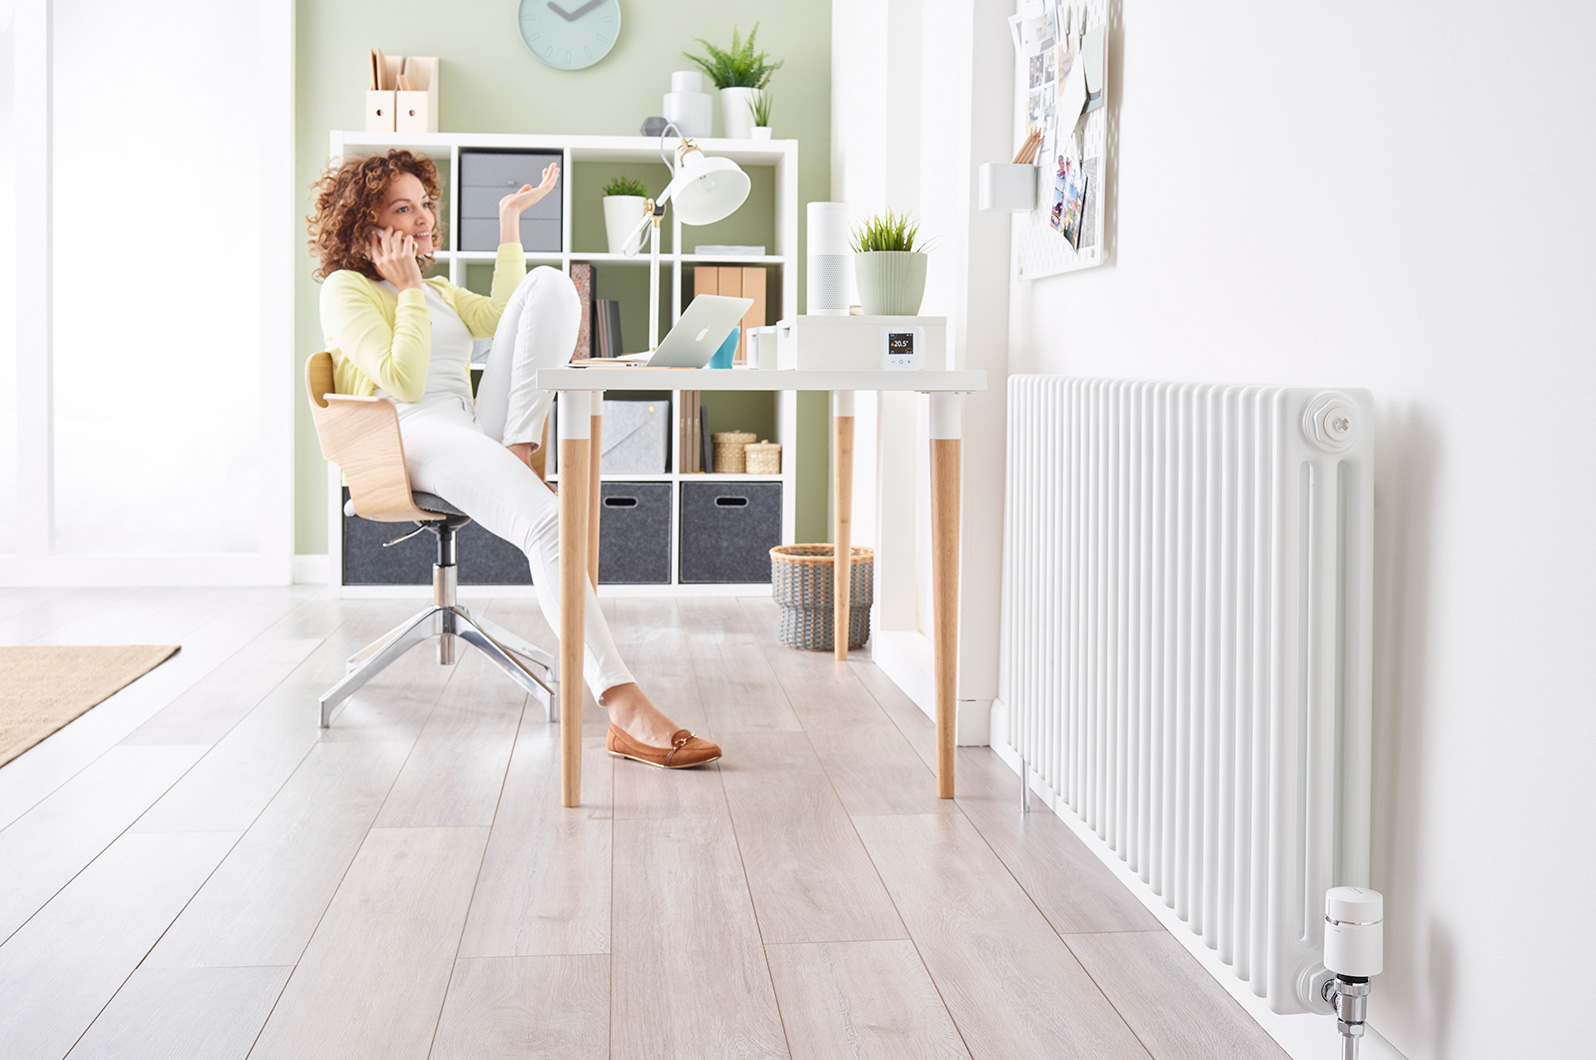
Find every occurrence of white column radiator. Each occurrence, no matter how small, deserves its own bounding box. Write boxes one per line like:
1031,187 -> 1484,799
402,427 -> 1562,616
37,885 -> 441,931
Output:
1002,377 -> 1373,1014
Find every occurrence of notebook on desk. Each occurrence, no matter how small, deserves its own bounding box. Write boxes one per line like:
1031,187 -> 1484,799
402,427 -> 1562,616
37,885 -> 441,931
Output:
570,294 -> 753,368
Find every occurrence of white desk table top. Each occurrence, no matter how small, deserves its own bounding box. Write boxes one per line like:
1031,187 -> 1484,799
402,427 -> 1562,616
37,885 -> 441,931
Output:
536,367 -> 987,392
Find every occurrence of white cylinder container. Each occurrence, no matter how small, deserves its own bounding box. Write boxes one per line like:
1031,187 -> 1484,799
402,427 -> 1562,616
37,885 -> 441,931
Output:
1324,887 -> 1384,978
806,201 -> 851,316
663,71 -> 712,138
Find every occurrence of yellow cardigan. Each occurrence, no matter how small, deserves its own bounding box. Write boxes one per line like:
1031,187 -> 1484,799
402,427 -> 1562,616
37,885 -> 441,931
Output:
320,243 -> 525,403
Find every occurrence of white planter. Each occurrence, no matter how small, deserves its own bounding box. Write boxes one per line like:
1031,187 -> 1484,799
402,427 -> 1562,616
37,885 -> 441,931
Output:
719,87 -> 757,138
751,126 -> 773,140
854,251 -> 928,315
602,195 -> 647,256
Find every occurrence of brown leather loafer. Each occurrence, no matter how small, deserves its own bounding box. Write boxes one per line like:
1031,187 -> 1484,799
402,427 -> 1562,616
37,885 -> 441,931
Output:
606,725 -> 722,769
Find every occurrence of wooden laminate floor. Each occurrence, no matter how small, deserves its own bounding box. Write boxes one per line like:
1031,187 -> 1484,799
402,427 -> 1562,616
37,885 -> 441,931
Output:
0,587 -> 1287,1060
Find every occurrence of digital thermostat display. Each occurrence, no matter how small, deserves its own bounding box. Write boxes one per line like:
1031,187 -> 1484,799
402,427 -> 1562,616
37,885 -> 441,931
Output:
882,327 -> 923,370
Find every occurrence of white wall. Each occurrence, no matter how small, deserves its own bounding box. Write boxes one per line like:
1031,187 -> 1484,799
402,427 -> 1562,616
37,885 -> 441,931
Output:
832,0 -> 1012,740
1007,2 -> 1596,1058
0,12 -> 17,553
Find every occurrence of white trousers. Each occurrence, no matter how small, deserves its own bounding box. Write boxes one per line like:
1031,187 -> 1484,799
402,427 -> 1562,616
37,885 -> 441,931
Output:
397,266 -> 636,698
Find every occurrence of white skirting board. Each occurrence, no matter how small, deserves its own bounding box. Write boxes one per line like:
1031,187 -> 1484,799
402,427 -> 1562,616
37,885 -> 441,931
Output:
870,628 -> 991,746
293,554 -> 330,585
989,698 -> 1410,1060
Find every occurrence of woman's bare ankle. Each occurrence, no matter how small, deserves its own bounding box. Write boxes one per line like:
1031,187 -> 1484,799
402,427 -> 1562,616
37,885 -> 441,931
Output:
600,682 -> 681,746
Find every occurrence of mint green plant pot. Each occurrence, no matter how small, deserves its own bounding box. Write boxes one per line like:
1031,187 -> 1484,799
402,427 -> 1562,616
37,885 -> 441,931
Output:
855,251 -> 927,315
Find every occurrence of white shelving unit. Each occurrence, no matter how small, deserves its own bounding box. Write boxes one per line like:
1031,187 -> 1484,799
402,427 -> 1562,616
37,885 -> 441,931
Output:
324,131 -> 801,596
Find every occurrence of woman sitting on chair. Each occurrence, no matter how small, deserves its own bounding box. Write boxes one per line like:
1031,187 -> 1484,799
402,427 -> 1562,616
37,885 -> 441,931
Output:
310,148 -> 720,770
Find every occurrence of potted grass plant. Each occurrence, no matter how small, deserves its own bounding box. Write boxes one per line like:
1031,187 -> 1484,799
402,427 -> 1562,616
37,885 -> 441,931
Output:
749,90 -> 774,139
851,209 -> 928,315
601,176 -> 650,255
683,23 -> 783,139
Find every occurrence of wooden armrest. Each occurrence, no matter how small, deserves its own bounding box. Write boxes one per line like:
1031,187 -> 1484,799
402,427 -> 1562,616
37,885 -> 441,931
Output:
305,352 -> 439,522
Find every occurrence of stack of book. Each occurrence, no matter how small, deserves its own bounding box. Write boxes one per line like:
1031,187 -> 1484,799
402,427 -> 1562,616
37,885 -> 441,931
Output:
676,393 -> 712,473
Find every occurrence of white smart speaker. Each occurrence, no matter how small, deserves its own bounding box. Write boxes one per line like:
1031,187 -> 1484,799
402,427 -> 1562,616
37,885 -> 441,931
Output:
806,201 -> 851,316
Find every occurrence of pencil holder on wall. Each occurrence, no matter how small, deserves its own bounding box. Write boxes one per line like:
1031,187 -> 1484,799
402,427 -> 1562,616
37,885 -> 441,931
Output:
979,162 -> 1038,212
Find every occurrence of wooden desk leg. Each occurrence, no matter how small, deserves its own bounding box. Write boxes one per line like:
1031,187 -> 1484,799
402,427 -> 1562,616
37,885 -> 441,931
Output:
832,391 -> 855,661
929,393 -> 963,799
588,392 -> 603,589
557,391 -> 592,808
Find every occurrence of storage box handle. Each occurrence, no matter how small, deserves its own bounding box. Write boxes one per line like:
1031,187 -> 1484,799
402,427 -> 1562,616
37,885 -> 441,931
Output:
714,496 -> 749,507
604,496 -> 639,508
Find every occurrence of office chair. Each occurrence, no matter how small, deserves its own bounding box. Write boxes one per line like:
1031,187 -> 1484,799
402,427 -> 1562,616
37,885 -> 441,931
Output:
305,351 -> 558,727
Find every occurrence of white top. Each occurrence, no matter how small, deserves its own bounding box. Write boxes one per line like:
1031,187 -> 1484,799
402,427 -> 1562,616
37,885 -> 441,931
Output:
376,282 -> 476,417
1325,886 -> 1383,923
536,367 -> 987,393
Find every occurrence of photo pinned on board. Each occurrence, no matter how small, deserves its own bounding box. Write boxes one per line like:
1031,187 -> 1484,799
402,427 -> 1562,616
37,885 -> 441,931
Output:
1076,156 -> 1099,249
1027,88 -> 1046,125
1049,142 -> 1089,249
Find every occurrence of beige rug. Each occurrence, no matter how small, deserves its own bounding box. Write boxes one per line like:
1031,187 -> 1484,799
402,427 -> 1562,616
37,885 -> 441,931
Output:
0,645 -> 180,767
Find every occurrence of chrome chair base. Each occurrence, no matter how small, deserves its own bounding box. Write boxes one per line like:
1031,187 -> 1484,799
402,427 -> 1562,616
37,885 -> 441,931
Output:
320,601 -> 558,728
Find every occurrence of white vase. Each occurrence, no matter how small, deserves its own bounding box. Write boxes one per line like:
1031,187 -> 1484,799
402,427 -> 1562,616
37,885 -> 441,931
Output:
719,87 -> 757,138
602,195 -> 647,256
751,126 -> 773,140
663,70 -> 712,138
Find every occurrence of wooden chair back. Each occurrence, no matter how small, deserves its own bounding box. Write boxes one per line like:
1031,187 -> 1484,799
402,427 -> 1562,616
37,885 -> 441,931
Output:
305,351 -> 439,522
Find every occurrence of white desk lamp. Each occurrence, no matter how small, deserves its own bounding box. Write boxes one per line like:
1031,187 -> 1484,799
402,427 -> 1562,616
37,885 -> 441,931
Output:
623,128 -> 751,350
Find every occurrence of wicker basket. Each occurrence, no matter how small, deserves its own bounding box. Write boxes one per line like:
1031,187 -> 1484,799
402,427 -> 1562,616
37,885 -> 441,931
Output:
769,544 -> 874,651
712,430 -> 757,473
744,440 -> 781,475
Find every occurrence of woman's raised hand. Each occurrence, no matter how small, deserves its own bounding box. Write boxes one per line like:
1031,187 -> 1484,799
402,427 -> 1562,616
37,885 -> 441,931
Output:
369,227 -> 425,291
499,162 -> 561,216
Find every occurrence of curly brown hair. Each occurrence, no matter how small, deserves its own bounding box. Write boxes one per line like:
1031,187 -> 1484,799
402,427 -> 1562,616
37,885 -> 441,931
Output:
308,149 -> 443,281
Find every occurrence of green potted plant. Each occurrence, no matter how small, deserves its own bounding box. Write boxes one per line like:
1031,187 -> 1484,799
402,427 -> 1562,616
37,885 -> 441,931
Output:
749,90 -> 774,140
683,23 -> 783,139
851,209 -> 928,315
601,176 -> 650,255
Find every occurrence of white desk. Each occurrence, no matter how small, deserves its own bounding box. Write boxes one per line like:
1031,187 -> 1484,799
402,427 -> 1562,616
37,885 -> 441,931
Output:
537,367 -> 987,806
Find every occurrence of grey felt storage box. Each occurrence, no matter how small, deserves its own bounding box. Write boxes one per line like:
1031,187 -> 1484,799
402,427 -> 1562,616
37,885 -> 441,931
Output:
458,149 -> 562,252
597,482 -> 672,584
679,482 -> 782,584
601,394 -> 671,475
340,488 -> 532,586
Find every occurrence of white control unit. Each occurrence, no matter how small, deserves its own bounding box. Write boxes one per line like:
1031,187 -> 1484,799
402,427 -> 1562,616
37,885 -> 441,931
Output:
882,326 -> 924,370
775,315 -> 947,372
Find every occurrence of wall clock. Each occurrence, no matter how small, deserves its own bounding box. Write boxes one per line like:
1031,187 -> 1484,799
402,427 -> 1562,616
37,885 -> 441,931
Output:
518,0 -> 622,71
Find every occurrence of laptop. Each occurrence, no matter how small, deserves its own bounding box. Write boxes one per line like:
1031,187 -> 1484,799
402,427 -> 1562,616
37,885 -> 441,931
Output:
644,294 -> 754,367
586,294 -> 752,368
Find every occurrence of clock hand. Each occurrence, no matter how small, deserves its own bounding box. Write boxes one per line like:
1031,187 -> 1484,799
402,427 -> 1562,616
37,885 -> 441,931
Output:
548,0 -> 605,20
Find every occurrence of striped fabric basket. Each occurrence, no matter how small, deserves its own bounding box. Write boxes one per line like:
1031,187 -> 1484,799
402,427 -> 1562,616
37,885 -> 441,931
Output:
769,544 -> 874,651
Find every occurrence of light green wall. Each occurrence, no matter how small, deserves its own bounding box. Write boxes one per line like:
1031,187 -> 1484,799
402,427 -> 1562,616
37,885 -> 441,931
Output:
294,0 -> 832,553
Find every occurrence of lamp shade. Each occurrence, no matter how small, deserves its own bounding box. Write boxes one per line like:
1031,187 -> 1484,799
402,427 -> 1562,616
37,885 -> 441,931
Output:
665,153 -> 751,225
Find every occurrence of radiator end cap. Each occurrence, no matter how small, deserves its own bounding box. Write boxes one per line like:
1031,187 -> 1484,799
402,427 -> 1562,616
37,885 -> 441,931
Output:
1303,392 -> 1359,452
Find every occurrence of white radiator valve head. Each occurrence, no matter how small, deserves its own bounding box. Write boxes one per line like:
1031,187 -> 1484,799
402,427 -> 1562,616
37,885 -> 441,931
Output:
1324,886 -> 1384,978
